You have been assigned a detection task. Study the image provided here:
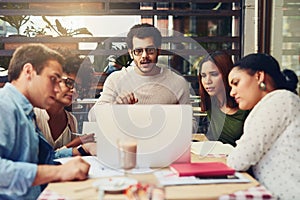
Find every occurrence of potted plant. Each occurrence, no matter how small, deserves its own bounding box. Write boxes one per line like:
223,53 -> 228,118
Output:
4,16 -> 93,50
42,16 -> 92,37
0,15 -> 30,36
39,16 -> 93,50
1,15 -> 30,50
0,3 -> 30,36
23,21 -> 47,37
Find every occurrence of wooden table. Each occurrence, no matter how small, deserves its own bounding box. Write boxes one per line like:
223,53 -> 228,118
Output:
43,151 -> 259,200
192,133 -> 208,142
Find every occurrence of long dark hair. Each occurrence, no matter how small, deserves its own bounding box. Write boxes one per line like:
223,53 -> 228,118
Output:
198,51 -> 238,111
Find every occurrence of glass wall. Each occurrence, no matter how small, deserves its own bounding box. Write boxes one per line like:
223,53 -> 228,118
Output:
271,0 -> 300,93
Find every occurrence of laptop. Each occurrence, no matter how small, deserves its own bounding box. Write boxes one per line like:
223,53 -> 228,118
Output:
83,104 -> 193,169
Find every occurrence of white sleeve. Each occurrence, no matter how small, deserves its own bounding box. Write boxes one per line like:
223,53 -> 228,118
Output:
88,104 -> 96,121
227,91 -> 293,171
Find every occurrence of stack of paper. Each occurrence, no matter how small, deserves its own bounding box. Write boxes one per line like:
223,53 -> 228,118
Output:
191,141 -> 234,156
54,156 -> 153,177
54,156 -> 124,178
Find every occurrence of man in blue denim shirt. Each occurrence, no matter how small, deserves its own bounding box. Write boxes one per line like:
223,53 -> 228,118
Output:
0,44 -> 91,200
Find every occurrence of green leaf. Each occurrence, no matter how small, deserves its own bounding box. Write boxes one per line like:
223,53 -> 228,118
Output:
55,19 -> 68,36
0,15 -> 30,34
42,16 -> 52,27
42,16 -> 60,36
40,16 -> 93,37
71,28 -> 93,36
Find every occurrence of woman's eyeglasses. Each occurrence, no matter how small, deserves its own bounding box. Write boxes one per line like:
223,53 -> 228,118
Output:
62,77 -> 75,89
132,47 -> 157,56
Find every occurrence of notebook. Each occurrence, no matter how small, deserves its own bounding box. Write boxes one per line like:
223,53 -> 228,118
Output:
84,104 -> 193,169
170,162 -> 235,177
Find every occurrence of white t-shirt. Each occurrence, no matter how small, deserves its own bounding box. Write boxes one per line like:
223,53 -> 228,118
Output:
227,90 -> 300,200
34,108 -> 78,149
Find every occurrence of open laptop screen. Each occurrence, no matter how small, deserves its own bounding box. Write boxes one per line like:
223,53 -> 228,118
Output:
85,104 -> 192,169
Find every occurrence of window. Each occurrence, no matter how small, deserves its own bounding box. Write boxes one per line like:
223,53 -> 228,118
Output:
271,0 -> 300,76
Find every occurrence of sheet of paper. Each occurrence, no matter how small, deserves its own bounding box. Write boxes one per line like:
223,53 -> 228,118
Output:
191,141 -> 234,156
54,156 -> 153,177
154,170 -> 250,186
54,156 -> 124,178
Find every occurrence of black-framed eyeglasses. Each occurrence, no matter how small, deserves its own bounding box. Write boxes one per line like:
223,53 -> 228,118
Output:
132,47 -> 157,56
62,77 -> 75,89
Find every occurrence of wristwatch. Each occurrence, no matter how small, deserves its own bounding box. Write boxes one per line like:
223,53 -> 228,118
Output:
77,145 -> 90,156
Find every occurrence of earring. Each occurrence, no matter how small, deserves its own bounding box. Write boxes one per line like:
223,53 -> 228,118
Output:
259,82 -> 266,91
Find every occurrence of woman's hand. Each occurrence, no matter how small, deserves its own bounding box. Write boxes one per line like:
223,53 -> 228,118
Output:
65,133 -> 95,148
80,133 -> 95,143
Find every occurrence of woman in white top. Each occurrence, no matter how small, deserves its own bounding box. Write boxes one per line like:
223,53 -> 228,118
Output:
35,55 -> 94,150
227,53 -> 300,200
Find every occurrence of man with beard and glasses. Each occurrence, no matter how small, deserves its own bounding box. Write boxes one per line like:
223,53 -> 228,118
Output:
89,24 -> 193,124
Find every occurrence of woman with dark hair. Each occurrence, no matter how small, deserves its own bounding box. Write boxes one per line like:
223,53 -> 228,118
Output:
198,51 -> 249,146
227,53 -> 299,200
34,54 -> 95,151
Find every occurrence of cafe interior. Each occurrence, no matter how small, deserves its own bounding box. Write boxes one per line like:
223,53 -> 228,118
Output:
0,0 -> 299,199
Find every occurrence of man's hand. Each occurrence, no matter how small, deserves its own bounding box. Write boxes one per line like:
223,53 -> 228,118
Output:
33,157 -> 90,186
115,92 -> 138,104
57,157 -> 90,181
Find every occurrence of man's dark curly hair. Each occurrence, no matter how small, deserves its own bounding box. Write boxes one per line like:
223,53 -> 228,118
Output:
125,23 -> 162,50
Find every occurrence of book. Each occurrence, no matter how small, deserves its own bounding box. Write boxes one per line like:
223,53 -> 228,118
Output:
154,171 -> 250,186
170,162 -> 235,177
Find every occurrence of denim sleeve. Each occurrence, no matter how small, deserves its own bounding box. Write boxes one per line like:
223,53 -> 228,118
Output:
0,157 -> 37,196
54,147 -> 73,158
0,103 -> 38,195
